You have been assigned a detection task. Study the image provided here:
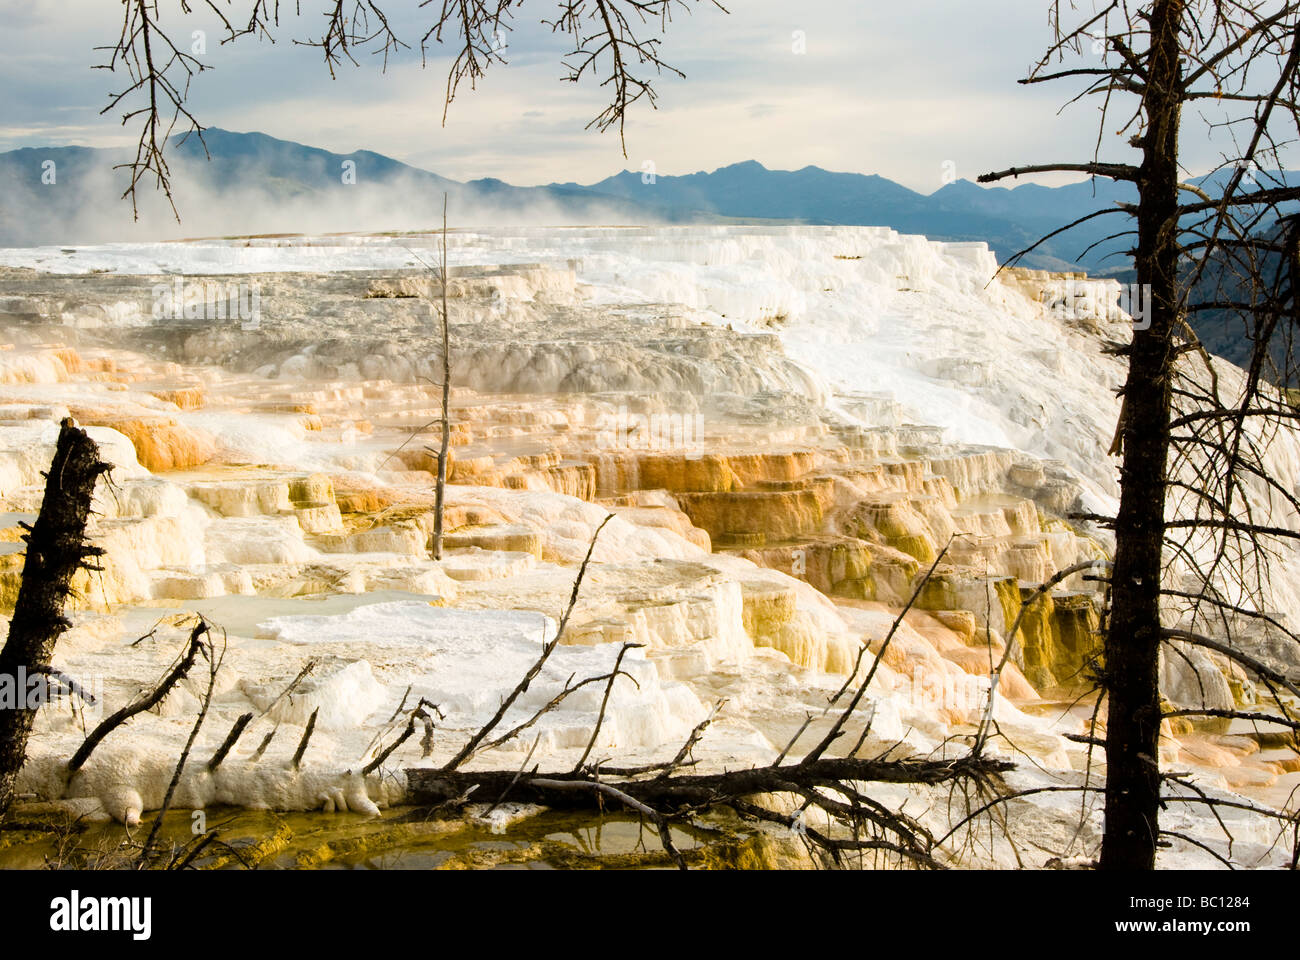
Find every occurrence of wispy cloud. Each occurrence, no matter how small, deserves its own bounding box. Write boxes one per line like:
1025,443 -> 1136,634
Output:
0,0 -> 1282,193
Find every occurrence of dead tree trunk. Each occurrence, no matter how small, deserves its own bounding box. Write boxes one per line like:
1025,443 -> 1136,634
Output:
980,0 -> 1300,871
432,196 -> 451,561
1100,0 -> 1184,871
0,419 -> 108,814
405,755 -> 1013,809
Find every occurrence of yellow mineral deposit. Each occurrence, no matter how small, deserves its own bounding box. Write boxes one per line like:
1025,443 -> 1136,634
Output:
0,227 -> 1291,868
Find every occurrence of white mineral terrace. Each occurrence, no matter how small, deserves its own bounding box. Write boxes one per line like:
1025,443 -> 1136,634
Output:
0,225 -> 1295,867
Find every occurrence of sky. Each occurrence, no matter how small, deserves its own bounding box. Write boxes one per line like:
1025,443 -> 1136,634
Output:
0,0 -> 1271,193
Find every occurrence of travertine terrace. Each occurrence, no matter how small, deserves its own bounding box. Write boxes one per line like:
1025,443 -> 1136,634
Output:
0,226 -> 1294,867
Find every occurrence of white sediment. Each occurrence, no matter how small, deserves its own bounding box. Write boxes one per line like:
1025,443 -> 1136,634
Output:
1,225 -> 1296,868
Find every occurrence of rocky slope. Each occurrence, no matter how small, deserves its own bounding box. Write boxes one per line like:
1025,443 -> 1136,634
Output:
0,226 -> 1295,868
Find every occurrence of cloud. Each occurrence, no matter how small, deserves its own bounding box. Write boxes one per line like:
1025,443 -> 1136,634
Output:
0,0 -> 1291,196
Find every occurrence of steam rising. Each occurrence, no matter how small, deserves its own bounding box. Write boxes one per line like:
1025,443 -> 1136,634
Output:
0,142 -> 672,246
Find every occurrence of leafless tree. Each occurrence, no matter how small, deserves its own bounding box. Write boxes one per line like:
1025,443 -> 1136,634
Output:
97,0 -> 725,218
981,0 -> 1300,870
432,199 -> 451,561
391,199 -> 453,558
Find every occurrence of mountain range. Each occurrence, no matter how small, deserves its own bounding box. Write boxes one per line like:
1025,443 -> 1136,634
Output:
0,128 -> 1292,275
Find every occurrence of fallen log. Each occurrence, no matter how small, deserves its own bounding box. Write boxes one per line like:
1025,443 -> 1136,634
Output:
405,754 -> 1013,810
400,525 -> 1016,868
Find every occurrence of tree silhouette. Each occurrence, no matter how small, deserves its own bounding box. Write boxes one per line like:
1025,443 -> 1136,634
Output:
982,0 -> 1300,870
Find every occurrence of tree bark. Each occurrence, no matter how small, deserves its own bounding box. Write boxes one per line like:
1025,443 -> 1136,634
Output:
432,195 -> 451,561
1100,0 -> 1185,871
405,754 -> 1013,810
0,419 -> 108,815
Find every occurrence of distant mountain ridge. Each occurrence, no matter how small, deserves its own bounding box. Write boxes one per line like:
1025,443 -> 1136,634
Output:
0,128 -> 1291,272
557,160 -> 1139,270
0,129 -> 706,247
